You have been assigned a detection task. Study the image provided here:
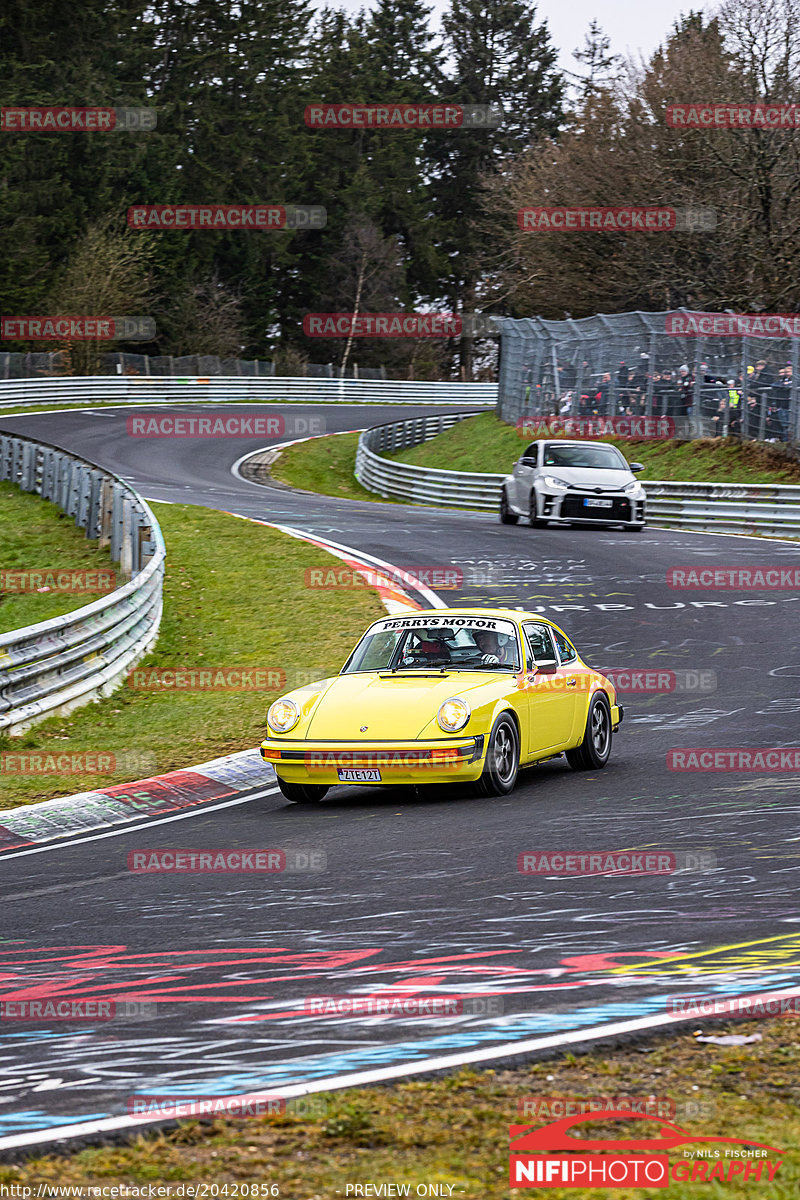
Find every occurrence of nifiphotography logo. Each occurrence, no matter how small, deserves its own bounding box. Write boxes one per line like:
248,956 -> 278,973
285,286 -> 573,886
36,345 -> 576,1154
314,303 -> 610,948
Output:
509,1112 -> 783,1188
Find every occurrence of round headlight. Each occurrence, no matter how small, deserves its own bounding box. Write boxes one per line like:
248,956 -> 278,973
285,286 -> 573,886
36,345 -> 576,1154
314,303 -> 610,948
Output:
267,698 -> 299,733
437,697 -> 470,733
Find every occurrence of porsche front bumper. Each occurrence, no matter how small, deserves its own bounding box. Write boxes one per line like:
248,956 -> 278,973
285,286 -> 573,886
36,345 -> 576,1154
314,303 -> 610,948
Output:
260,735 -> 486,785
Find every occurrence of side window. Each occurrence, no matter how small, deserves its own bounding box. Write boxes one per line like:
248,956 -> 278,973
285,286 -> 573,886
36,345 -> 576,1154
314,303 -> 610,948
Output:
522,443 -> 538,464
522,623 -> 556,666
551,628 -> 577,664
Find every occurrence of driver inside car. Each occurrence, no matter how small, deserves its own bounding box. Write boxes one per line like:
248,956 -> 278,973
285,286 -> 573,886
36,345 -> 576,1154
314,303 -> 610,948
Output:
473,629 -> 515,665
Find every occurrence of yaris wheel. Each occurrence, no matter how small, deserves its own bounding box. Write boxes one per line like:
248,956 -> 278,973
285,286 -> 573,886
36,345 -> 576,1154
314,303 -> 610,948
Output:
500,489 -> 519,524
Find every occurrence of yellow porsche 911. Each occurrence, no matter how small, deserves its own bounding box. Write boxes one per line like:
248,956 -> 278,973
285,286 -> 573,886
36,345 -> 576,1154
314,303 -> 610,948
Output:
260,608 -> 623,803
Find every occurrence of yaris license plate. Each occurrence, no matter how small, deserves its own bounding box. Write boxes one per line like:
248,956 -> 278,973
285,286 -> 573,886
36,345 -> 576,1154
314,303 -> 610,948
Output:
337,768 -> 382,782
584,498 -> 614,508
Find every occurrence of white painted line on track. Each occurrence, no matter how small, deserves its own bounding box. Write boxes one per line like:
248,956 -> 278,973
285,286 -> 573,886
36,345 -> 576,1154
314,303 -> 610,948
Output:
5,993 -> 800,1152
0,787 -> 281,862
269,523 -> 448,610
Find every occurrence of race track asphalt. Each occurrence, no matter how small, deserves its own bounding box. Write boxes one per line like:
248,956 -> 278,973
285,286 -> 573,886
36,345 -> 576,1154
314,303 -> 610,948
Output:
0,403 -> 798,1147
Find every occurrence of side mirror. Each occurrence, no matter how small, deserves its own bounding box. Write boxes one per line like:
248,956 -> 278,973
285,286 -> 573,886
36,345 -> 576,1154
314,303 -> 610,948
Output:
519,456 -> 537,467
630,462 -> 644,473
533,659 -> 558,675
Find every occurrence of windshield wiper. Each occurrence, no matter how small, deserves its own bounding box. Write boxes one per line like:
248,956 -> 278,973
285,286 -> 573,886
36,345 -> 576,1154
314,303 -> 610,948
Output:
381,667 -> 450,677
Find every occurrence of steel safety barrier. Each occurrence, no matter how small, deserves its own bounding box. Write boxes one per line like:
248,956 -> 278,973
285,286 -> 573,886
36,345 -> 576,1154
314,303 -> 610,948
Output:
0,435 -> 165,734
0,376 -> 498,409
355,413 -> 800,536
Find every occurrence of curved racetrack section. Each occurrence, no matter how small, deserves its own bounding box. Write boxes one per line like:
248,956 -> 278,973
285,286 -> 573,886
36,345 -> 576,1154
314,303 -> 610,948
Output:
1,403 -> 799,1149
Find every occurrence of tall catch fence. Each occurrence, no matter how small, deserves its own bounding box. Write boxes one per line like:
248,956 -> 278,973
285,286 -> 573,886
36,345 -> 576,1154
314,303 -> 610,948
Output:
496,311 -> 800,445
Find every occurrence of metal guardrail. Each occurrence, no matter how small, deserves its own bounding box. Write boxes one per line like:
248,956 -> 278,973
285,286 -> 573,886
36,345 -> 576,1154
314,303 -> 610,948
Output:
0,435 -> 165,734
355,413 -> 800,536
0,376 -> 498,409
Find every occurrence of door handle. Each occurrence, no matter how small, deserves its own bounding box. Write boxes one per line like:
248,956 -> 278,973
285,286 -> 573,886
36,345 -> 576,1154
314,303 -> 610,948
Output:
566,677 -> 577,687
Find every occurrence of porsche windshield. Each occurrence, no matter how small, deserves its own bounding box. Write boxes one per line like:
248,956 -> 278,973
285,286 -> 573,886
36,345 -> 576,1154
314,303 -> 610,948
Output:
343,617 -> 521,673
543,443 -> 629,470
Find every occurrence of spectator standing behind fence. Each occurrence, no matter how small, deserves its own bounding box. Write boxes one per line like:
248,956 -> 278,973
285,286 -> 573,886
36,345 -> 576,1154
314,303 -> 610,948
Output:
676,365 -> 694,416
630,354 -> 649,415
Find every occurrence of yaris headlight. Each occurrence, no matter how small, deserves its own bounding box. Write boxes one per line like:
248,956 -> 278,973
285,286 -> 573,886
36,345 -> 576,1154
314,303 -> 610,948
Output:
543,475 -> 570,491
437,698 -> 470,733
267,698 -> 299,733
624,479 -> 643,495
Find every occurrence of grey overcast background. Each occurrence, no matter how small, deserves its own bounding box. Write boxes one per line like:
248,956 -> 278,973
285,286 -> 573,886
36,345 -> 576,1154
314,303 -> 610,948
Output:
322,0 -> 709,74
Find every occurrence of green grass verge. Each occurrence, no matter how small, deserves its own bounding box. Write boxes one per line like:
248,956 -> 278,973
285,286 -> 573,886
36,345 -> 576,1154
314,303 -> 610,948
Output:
0,482 -> 117,634
270,430 -> 399,502
2,1020 -> 797,1196
389,412 -> 800,484
0,502 -> 383,808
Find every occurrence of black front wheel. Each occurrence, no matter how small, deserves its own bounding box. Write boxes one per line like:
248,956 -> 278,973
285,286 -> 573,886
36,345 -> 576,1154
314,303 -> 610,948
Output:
529,494 -> 548,528
475,713 -> 520,796
500,490 -> 519,525
277,779 -> 329,804
566,694 -> 612,770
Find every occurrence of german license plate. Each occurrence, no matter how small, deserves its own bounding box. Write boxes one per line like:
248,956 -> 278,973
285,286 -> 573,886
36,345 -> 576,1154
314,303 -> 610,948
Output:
584,498 -> 613,508
337,768 -> 382,782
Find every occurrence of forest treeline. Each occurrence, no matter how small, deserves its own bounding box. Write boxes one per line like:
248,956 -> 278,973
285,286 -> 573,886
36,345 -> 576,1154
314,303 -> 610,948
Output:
1,0 -> 798,377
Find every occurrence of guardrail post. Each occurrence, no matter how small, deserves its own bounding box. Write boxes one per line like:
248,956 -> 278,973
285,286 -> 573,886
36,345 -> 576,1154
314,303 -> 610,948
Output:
76,464 -> 92,531
120,495 -> 134,578
99,477 -> 114,549
110,484 -> 124,561
21,442 -> 37,491
88,470 -> 103,538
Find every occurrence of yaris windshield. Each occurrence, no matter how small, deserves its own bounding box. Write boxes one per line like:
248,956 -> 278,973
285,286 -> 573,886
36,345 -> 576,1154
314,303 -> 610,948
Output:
543,443 -> 629,469
342,615 -> 521,672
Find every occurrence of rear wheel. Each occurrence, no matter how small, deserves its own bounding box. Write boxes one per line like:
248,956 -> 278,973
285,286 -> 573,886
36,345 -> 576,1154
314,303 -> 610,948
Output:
500,489 -> 519,524
475,713 -> 520,796
277,779 -> 329,804
566,694 -> 612,770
